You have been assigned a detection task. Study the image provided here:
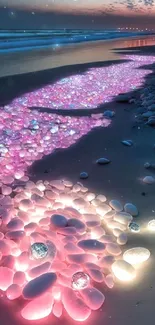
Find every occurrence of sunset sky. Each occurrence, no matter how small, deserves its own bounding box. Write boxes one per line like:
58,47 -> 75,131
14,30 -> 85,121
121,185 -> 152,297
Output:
0,0 -> 155,29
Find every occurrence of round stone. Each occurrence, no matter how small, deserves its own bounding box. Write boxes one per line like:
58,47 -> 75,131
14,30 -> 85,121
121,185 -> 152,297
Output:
50,214 -> 68,228
148,219 -> 155,231
129,222 -> 140,233
112,260 -> 136,281
80,172 -> 88,179
72,272 -> 90,290
96,158 -> 111,165
124,203 -> 138,216
143,176 -> 155,184
31,242 -> 48,260
123,247 -> 150,265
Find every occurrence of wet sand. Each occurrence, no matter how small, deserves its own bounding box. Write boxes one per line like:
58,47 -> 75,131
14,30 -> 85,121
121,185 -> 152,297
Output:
0,38 -> 155,325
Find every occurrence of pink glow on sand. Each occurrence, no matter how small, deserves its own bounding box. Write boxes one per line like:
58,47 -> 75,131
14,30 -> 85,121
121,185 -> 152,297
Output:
0,54 -> 154,181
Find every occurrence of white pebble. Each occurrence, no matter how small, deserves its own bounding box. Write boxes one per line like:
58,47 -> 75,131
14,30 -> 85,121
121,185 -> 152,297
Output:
109,200 -> 123,212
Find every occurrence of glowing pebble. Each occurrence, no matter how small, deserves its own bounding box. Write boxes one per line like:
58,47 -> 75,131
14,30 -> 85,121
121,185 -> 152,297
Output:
1,186 -> 12,195
124,203 -> 138,216
80,287 -> 105,310
6,231 -> 25,240
64,242 -> 84,254
19,199 -> 33,211
15,171 -> 25,179
50,180 -> 65,190
28,262 -> 51,278
67,253 -> 97,264
96,204 -> 111,217
2,255 -> 15,269
62,288 -> 91,321
57,227 -> 77,235
72,272 -> 90,290
6,284 -> 21,300
87,269 -> 104,283
123,247 -> 150,265
114,212 -> 133,225
117,233 -> 128,245
1,176 -> 14,185
67,218 -> 86,233
0,267 -> 14,290
85,192 -> 96,202
50,214 -> 68,228
112,260 -> 136,281
100,235 -> 115,243
7,218 -> 24,231
91,226 -> 105,239
96,194 -> 106,202
0,240 -> 11,255
147,220 -> 155,231
78,239 -> 105,253
98,255 -> 115,268
22,273 -> 57,299
58,194 -> 73,205
53,301 -> 63,318
21,292 -> 54,320
109,200 -> 123,212
106,243 -> 122,256
104,274 -> 114,288
31,242 -> 48,260
113,228 -> 122,237
143,176 -> 155,184
73,198 -> 86,209
63,180 -> 73,187
13,271 -> 26,286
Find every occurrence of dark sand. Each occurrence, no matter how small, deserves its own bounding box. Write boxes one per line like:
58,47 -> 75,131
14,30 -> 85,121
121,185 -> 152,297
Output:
1,39 -> 155,325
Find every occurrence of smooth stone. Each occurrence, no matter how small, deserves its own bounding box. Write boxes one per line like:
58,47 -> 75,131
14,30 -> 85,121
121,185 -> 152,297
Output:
50,214 -> 68,228
143,176 -> 155,184
66,254 -> 97,264
86,269 -> 104,283
114,212 -> 133,225
117,233 -> 128,245
113,228 -> 122,237
7,218 -> 24,231
142,111 -> 154,118
96,204 -> 111,217
0,267 -> 14,290
103,110 -> 115,118
112,260 -> 136,281
62,288 -> 91,321
67,219 -> 86,233
22,273 -> 57,299
96,194 -> 106,202
80,287 -> 105,310
109,200 -> 123,212
147,118 -> 155,126
50,180 -> 65,191
28,262 -> 51,279
6,284 -> 21,300
98,255 -> 115,268
73,198 -> 86,209
121,140 -> 133,147
144,162 -> 151,168
85,192 -> 96,202
96,158 -> 111,165
21,293 -> 54,320
63,180 -> 73,188
106,243 -> 122,256
80,172 -> 88,179
123,247 -> 150,265
124,203 -> 138,216
104,274 -> 114,288
78,239 -> 105,253
128,222 -> 140,233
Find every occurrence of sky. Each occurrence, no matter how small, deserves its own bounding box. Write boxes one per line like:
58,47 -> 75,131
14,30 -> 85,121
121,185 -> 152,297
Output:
0,0 -> 155,29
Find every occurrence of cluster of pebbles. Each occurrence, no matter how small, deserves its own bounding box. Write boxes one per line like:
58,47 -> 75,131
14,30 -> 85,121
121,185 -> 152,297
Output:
0,177 -> 150,321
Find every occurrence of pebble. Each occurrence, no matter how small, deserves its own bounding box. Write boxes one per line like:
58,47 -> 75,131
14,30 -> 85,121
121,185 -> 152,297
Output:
62,287 -> 91,321
124,203 -> 138,216
109,200 -> 123,212
112,260 -> 136,281
80,172 -> 88,179
144,162 -> 151,168
128,222 -> 140,233
106,243 -> 122,256
0,267 -> 14,291
80,287 -> 105,310
96,158 -> 111,165
103,110 -> 115,118
104,274 -> 114,289
143,176 -> 155,184
22,273 -> 57,299
50,214 -> 68,228
78,239 -> 105,253
117,233 -> 128,245
114,212 -> 133,225
21,293 -> 54,320
121,140 -> 133,146
123,247 -> 150,265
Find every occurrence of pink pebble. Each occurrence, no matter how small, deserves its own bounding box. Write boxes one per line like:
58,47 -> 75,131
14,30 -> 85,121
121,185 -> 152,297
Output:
7,218 -> 24,231
57,227 -> 77,235
24,222 -> 37,233
1,186 -> 12,195
1,255 -> 15,269
1,176 -> 14,185
21,292 -> 54,320
22,273 -> 57,299
0,267 -> 14,290
67,218 -> 86,234
0,240 -> 11,255
78,239 -> 105,253
13,271 -> 26,286
6,284 -> 21,300
64,242 -> 84,254
80,287 -> 105,310
53,301 -> 63,318
104,274 -> 114,289
28,262 -> 51,279
98,255 -> 115,268
6,230 -> 25,240
106,243 -> 122,256
62,288 -> 91,321
87,269 -> 104,283
67,254 -> 97,264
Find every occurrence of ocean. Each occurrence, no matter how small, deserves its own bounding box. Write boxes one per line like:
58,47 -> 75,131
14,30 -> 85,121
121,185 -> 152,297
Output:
0,29 -> 154,54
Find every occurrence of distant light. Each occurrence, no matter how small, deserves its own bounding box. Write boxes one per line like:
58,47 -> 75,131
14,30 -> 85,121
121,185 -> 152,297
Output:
148,219 -> 155,231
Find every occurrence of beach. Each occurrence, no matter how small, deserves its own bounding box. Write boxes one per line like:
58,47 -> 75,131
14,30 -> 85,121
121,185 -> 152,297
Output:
0,36 -> 155,325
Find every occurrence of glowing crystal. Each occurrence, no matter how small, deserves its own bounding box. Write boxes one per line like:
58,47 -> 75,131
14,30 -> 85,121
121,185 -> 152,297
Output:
31,242 -> 48,260
72,272 -> 90,290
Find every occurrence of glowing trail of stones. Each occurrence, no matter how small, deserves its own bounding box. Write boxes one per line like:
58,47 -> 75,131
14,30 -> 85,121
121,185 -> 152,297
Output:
0,179 -> 150,321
